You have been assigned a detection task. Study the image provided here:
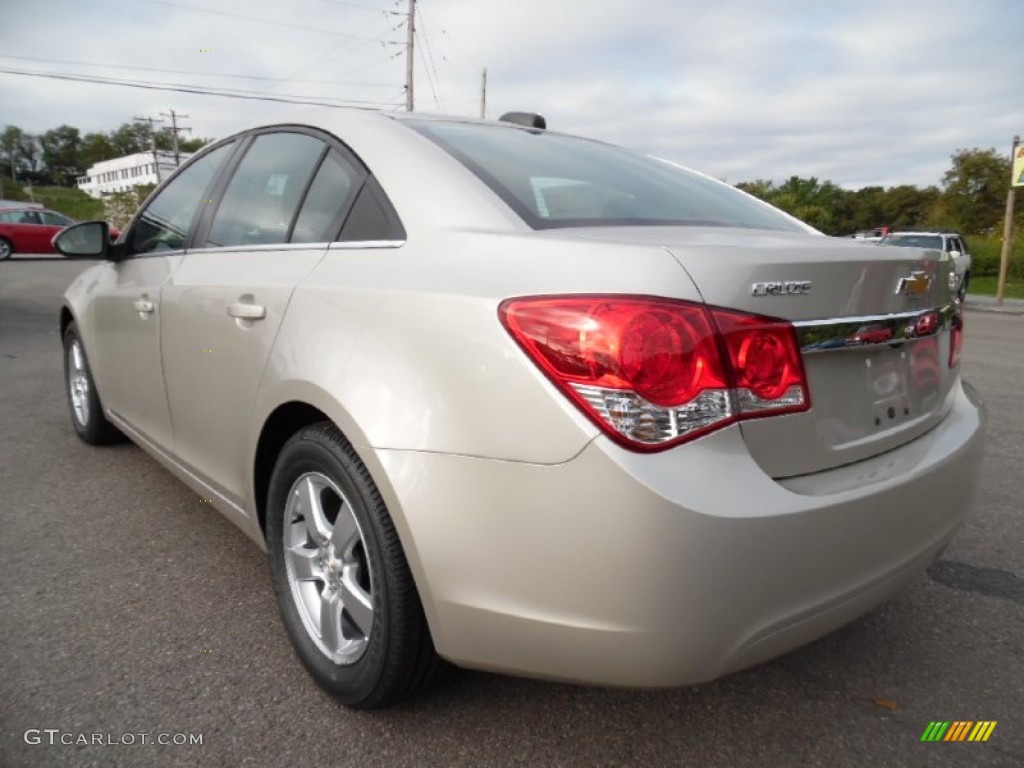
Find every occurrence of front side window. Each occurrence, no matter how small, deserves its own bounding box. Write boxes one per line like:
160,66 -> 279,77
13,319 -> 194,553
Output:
129,142 -> 234,256
410,120 -> 806,232
206,132 -> 326,248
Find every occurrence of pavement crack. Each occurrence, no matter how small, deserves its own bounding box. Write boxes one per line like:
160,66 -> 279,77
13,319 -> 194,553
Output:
927,559 -> 1024,603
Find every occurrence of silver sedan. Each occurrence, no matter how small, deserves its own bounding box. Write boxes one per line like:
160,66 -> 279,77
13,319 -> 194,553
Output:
54,110 -> 985,708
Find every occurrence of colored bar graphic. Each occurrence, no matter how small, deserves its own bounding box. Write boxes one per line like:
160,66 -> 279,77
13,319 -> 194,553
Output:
921,722 -> 950,741
922,721 -> 996,742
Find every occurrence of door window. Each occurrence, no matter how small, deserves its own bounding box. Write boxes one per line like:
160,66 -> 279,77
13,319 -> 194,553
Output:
206,132 -> 326,248
290,150 -> 361,243
129,141 -> 234,256
41,211 -> 73,226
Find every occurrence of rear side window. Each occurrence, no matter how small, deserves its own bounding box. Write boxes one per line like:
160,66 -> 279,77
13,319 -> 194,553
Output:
409,120 -> 805,232
883,235 -> 944,250
42,211 -> 72,226
206,132 -> 325,248
130,142 -> 234,255
290,149 -> 361,243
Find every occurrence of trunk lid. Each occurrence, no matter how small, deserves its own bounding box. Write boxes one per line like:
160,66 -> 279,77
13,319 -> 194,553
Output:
563,226 -> 961,477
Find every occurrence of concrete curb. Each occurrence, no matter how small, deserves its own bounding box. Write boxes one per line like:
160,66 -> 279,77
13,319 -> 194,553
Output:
964,295 -> 1024,316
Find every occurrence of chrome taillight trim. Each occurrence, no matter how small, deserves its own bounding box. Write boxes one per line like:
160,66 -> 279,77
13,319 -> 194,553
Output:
794,304 -> 957,354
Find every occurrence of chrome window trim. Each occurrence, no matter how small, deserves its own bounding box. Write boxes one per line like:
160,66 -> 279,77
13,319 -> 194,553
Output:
180,240 -> 406,256
328,239 -> 406,250
185,242 -> 331,255
794,305 -> 956,354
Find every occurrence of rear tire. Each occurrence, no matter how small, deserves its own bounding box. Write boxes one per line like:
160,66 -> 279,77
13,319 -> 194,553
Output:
62,322 -> 124,445
266,422 -> 442,709
0,237 -> 13,260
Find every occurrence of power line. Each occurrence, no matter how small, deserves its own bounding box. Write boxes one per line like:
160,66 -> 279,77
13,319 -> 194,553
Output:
316,0 -> 403,13
140,0 -> 403,41
0,67 -> 401,109
0,54 -> 394,88
417,16 -> 443,112
160,109 -> 191,166
133,114 -> 165,183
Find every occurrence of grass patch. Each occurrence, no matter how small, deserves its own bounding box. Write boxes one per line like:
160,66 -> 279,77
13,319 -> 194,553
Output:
968,275 -> 1024,300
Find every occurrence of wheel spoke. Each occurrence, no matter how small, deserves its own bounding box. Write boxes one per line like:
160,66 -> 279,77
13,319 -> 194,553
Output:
296,475 -> 331,542
330,503 -> 360,556
286,545 -> 322,582
71,342 -> 85,372
319,587 -> 344,654
340,569 -> 374,637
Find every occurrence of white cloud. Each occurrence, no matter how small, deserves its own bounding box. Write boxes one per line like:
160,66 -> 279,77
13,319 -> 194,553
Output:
1,0 -> 1021,188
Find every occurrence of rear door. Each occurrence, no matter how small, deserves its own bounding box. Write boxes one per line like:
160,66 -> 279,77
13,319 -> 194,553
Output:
160,129 -> 366,505
39,211 -> 73,251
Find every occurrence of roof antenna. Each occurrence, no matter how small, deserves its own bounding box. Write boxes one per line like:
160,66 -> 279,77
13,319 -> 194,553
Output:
498,112 -> 547,130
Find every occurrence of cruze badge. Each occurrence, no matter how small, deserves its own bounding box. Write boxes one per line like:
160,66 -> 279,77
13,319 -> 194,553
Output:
751,280 -> 812,297
894,271 -> 932,298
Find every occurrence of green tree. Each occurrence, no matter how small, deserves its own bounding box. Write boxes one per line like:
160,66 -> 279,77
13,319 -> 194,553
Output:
80,132 -> 116,171
1,125 -> 27,180
108,122 -> 154,156
18,134 -> 45,185
933,148 -> 1012,234
885,184 -> 940,230
39,125 -> 84,186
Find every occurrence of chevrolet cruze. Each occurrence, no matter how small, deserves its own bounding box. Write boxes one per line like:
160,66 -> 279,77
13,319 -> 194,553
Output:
54,110 -> 985,708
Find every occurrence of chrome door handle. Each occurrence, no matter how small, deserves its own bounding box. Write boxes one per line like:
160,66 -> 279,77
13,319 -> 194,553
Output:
227,302 -> 266,320
133,298 -> 155,314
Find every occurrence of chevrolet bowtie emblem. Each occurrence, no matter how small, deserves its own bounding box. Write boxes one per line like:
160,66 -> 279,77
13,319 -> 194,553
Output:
895,271 -> 932,298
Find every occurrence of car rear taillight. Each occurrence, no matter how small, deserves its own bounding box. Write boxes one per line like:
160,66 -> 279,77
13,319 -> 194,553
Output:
499,296 -> 810,451
949,309 -> 964,368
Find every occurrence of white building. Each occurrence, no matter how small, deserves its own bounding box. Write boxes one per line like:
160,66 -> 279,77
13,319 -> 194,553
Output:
77,151 -> 192,198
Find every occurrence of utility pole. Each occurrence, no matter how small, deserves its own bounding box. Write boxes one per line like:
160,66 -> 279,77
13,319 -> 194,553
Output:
996,134 -> 1020,306
160,109 -> 191,167
133,115 -> 165,184
480,68 -> 487,119
405,0 -> 416,112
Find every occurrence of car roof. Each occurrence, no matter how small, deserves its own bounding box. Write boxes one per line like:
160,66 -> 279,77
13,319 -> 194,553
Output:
886,231 -> 963,237
0,201 -> 46,211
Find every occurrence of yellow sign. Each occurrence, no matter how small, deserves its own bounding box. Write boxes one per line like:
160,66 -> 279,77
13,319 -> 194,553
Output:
1014,143 -> 1024,187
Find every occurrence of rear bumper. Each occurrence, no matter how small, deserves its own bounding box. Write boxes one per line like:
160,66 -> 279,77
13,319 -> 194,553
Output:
374,379 -> 985,687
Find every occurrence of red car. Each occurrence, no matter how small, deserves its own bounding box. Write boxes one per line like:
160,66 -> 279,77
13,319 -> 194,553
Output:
0,205 -> 120,259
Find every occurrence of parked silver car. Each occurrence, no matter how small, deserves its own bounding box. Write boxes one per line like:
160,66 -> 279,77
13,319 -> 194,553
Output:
880,231 -> 972,297
55,110 -> 985,708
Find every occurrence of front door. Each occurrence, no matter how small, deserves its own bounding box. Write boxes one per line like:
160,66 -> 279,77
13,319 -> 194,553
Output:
91,141 -> 237,450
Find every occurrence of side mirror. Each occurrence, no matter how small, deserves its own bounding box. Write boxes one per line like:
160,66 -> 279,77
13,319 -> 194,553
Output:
948,250 -> 961,259
53,221 -> 111,259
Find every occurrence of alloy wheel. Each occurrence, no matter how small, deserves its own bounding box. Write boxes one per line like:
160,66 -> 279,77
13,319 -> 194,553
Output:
283,471 -> 375,665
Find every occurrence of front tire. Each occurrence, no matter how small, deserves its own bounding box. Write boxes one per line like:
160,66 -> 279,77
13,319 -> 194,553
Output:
0,237 -> 13,260
62,322 -> 124,444
266,422 -> 441,709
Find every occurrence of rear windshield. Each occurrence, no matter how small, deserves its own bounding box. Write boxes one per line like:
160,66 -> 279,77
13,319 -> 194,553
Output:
882,234 -> 943,249
409,120 -> 805,233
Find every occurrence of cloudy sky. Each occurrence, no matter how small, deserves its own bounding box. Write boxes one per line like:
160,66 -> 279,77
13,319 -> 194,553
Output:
2,0 -> 1021,189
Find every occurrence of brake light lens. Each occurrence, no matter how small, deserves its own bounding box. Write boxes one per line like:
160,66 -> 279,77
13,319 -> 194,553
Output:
500,296 -> 810,451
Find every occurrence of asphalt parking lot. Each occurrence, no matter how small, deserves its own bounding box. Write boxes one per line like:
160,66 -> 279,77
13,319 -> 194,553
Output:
2,255 -> 1022,768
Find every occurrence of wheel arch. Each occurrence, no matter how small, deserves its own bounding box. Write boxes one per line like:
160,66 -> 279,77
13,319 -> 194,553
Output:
59,304 -> 74,337
251,391 -> 444,648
